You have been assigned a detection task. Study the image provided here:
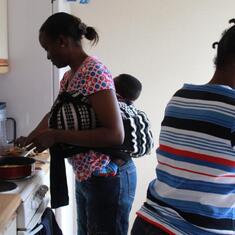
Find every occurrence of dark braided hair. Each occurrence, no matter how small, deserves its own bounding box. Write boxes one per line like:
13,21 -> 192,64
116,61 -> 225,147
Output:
39,12 -> 99,45
213,19 -> 235,68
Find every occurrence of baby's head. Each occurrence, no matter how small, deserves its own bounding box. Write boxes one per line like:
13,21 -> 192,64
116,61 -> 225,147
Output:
114,74 -> 142,104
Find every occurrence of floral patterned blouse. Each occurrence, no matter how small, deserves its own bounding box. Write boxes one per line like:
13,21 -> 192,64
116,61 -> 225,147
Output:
60,56 -> 115,181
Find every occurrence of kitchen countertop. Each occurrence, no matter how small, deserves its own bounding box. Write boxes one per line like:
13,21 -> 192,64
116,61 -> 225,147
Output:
33,151 -> 50,173
0,194 -> 21,233
0,151 -> 50,232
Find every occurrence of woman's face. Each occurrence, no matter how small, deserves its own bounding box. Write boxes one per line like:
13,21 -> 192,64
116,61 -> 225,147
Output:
39,31 -> 69,68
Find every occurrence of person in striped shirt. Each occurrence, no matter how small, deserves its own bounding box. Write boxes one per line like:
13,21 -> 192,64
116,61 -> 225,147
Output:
131,19 -> 235,235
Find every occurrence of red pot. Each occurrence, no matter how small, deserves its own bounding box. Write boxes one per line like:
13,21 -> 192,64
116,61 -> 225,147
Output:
0,156 -> 36,180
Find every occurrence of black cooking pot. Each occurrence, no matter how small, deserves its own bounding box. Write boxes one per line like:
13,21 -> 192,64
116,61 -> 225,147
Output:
0,156 -> 36,180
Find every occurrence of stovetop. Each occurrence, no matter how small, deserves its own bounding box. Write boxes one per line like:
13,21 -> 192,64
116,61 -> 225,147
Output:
0,170 -> 45,201
0,180 -> 17,192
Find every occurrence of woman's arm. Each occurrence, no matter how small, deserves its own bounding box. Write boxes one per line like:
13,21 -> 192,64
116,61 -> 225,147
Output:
57,89 -> 124,146
26,90 -> 124,152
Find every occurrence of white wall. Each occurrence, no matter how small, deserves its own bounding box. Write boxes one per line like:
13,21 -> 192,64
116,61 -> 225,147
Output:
0,0 -> 53,136
0,0 -> 70,139
71,0 -> 235,233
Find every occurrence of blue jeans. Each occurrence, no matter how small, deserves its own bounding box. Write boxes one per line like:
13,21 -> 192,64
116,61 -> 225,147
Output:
76,159 -> 137,235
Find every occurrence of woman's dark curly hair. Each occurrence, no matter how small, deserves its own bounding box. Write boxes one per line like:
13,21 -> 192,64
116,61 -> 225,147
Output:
213,19 -> 235,68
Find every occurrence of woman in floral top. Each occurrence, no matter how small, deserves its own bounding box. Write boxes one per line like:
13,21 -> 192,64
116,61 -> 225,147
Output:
61,56 -> 118,181
15,12 -> 136,235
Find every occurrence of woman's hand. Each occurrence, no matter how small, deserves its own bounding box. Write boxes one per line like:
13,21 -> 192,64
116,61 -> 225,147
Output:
25,129 -> 57,153
14,136 -> 28,148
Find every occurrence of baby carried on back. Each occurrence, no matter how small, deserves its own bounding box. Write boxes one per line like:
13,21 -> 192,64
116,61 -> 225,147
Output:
48,74 -> 154,208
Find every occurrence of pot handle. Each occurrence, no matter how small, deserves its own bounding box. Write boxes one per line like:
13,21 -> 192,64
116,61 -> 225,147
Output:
6,117 -> 16,144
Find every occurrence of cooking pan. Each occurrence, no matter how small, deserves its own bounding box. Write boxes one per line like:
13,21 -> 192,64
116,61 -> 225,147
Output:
0,156 -> 36,180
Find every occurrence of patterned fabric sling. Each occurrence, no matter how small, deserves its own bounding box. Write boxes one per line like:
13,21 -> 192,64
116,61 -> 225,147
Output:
48,91 -> 154,208
49,91 -> 154,158
118,101 -> 154,158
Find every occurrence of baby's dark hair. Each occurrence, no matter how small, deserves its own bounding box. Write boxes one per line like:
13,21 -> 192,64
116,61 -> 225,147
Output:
213,19 -> 235,69
114,74 -> 142,102
40,12 -> 99,45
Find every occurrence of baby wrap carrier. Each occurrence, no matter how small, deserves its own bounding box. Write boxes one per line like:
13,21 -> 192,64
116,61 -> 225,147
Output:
48,91 -> 154,208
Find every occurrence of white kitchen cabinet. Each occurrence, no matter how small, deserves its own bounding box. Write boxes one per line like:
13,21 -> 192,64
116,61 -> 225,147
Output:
0,213 -> 17,235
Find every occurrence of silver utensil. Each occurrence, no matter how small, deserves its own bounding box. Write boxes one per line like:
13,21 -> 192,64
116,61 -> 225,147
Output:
23,147 -> 36,158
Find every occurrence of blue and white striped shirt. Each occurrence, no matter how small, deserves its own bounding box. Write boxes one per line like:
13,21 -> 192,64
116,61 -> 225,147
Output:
138,84 -> 235,235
